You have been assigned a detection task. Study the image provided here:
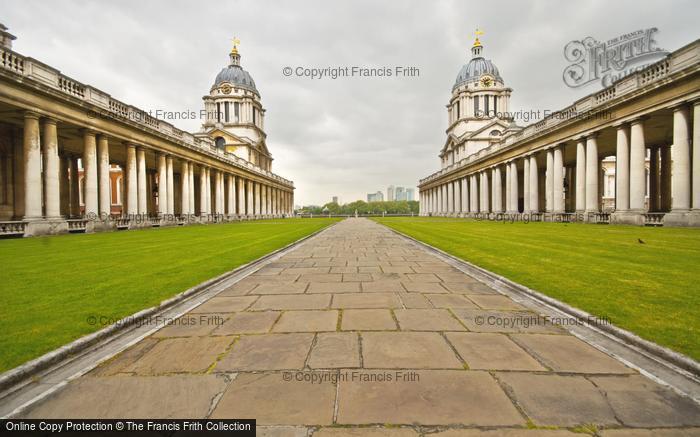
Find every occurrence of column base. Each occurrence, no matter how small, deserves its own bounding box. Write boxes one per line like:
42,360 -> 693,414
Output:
23,218 -> 69,237
663,210 -> 700,227
610,211 -> 645,226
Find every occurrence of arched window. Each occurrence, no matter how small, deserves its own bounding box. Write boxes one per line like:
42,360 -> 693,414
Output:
490,130 -> 501,136
215,137 -> 225,150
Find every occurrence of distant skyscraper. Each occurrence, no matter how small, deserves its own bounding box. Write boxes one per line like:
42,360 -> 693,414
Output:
405,188 -> 415,201
367,191 -> 384,202
332,196 -> 338,204
395,186 -> 406,201
387,185 -> 395,202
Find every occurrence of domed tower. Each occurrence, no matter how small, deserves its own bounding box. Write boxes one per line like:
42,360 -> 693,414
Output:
198,39 -> 272,171
439,30 -> 516,168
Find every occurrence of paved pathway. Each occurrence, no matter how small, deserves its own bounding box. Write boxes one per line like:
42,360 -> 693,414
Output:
22,218 -> 700,436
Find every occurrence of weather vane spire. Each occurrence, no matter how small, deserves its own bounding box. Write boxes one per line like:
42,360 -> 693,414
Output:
473,27 -> 484,47
231,37 -> 241,55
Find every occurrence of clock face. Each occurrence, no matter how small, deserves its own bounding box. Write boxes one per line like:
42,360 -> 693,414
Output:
480,75 -> 493,87
221,84 -> 232,94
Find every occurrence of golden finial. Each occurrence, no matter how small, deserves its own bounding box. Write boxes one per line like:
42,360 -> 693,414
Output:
231,37 -> 240,55
473,27 -> 484,47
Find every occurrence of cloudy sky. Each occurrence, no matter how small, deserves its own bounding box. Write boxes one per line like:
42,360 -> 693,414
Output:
3,0 -> 697,205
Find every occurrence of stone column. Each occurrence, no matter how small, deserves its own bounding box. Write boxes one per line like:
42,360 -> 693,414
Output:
671,105 -> 691,212
214,170 -> 222,215
96,135 -> 110,217
575,139 -> 586,213
505,163 -> 511,213
529,155 -> 539,212
22,112 -> 42,220
523,157 -> 530,212
447,181 -> 454,214
545,148 -> 554,212
262,184 -> 268,216
493,167 -> 502,213
461,177 -> 469,213
69,157 -> 80,217
553,146 -> 564,213
125,144 -> 138,216
629,119 -> 646,212
268,186 -> 273,216
254,182 -> 261,216
181,161 -> 190,216
206,167 -> 212,215
615,125 -> 630,211
454,180 -> 461,214
227,174 -> 235,216
42,118 -> 60,218
694,101 -> 700,211
188,163 -> 195,215
82,130 -> 98,217
510,161 -> 519,213
470,175 -> 478,212
157,153 -> 167,215
585,135 -> 599,213
247,180 -> 254,216
483,171 -> 490,213
238,177 -> 246,215
136,147 -> 147,216
166,155 -> 174,215
199,166 -> 208,216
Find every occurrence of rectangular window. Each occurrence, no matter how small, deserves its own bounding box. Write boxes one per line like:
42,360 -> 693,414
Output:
455,101 -> 460,119
493,96 -> 498,115
224,102 -> 230,122
253,107 -> 257,125
234,102 -> 240,122
216,103 -> 221,122
484,95 -> 490,116
473,97 -> 479,116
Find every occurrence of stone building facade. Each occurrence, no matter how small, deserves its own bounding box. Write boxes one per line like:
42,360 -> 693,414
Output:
419,35 -> 700,227
0,26 -> 295,237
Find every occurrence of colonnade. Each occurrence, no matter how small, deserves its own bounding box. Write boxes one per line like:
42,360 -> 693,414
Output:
16,111 -> 294,234
419,102 -> 700,225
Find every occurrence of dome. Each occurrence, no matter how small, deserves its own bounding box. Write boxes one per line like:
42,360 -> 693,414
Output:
453,57 -> 502,89
213,65 -> 258,94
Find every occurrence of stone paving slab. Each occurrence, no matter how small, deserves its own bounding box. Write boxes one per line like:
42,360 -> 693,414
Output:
26,375 -> 228,418
17,218 -> 700,433
336,370 -> 523,425
211,373 -> 335,425
496,372 -> 619,427
361,332 -> 464,369
445,332 -> 546,371
213,311 -> 280,334
511,334 -> 634,374
273,310 -> 339,332
215,333 -> 313,371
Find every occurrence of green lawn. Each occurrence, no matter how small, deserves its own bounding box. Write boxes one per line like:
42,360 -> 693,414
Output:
374,217 -> 700,361
0,218 -> 339,372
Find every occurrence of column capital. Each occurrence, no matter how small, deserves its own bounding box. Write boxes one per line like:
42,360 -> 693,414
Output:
41,117 -> 58,126
80,128 -> 98,136
24,110 -> 40,120
629,115 -> 650,126
668,101 -> 691,112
